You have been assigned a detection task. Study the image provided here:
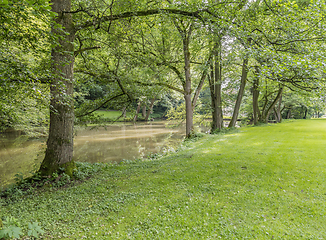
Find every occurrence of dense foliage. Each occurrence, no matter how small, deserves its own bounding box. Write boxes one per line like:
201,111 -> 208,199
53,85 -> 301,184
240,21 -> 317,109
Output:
1,0 -> 325,133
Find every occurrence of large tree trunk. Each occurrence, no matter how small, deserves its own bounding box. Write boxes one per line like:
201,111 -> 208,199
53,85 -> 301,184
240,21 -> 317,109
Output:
228,58 -> 248,128
39,0 -> 75,176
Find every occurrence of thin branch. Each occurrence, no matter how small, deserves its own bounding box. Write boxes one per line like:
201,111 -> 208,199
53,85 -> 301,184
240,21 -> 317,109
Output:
74,46 -> 101,56
133,80 -> 185,94
74,69 -> 115,82
76,93 -> 125,118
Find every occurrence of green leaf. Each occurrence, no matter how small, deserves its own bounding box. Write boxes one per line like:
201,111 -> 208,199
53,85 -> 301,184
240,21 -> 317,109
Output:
0,225 -> 23,239
28,222 -> 45,238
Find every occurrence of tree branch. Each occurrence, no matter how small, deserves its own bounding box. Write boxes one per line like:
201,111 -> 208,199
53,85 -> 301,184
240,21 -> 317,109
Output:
74,46 -> 101,56
75,9 -> 204,31
76,93 -> 125,118
133,80 -> 185,94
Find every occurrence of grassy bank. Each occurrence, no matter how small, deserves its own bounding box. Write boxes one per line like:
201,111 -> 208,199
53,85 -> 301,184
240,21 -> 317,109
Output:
1,119 -> 326,239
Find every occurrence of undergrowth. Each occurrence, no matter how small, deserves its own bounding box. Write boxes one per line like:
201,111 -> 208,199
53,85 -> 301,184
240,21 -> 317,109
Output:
0,162 -> 108,201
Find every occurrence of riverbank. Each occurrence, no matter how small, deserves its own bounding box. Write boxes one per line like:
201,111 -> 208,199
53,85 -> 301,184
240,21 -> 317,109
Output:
1,119 -> 326,239
0,121 -> 186,188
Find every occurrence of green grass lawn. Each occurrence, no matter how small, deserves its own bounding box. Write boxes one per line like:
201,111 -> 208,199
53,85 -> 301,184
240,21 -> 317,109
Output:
95,110 -> 131,120
95,110 -> 164,121
1,119 -> 326,239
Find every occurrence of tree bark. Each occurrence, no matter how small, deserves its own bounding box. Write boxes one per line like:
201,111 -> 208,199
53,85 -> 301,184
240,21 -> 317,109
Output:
275,93 -> 282,122
179,25 -> 193,138
263,87 -> 283,123
286,108 -> 291,119
142,104 -> 146,118
191,67 -> 209,113
184,46 -> 193,137
145,98 -> 155,121
228,58 -> 248,128
252,67 -> 260,125
133,101 -> 142,122
209,40 -> 223,132
39,0 -> 75,176
303,108 -> 307,119
209,61 -> 217,131
122,106 -> 126,118
215,47 -> 223,130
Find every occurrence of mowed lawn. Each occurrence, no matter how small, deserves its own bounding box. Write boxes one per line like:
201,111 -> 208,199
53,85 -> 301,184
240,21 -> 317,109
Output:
2,119 -> 326,239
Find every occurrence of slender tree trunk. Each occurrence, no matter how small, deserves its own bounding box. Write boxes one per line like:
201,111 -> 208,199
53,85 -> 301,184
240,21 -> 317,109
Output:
209,61 -> 218,131
39,0 -> 75,176
210,81 -> 222,131
122,107 -> 126,118
209,39 -> 223,132
191,67 -> 209,113
287,108 -> 291,119
145,98 -> 155,121
252,67 -> 260,125
264,87 -> 283,122
228,58 -> 248,128
275,94 -> 282,122
273,102 -> 282,123
142,105 -> 146,118
182,29 -> 193,138
133,101 -> 142,122
173,21 -> 194,138
273,108 -> 278,121
215,40 -> 223,130
303,108 -> 307,119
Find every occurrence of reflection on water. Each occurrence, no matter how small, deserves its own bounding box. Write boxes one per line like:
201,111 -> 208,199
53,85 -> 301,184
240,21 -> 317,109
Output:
74,122 -> 185,163
0,121 -> 185,188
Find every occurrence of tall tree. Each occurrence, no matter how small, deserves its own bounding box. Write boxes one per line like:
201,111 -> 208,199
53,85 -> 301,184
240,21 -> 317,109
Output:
39,0 -> 75,176
38,1 -> 207,174
209,36 -> 223,131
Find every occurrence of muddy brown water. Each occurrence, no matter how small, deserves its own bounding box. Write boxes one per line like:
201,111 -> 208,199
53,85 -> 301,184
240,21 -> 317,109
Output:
0,121 -> 190,188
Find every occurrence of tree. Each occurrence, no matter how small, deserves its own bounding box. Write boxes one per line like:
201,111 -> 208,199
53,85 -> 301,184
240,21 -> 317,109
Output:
0,0 -> 53,132
39,0 -> 75,176
2,0 -> 326,177
37,0 -> 209,175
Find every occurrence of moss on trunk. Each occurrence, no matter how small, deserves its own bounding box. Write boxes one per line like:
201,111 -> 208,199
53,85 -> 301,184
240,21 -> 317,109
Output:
39,159 -> 76,177
62,161 -> 76,177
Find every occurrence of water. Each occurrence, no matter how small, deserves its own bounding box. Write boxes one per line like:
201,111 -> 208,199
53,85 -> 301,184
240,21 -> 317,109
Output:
0,121 -> 186,188
73,122 -> 185,163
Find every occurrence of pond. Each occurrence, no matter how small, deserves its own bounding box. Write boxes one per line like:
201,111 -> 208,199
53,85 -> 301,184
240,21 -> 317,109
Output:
0,121 -> 188,188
